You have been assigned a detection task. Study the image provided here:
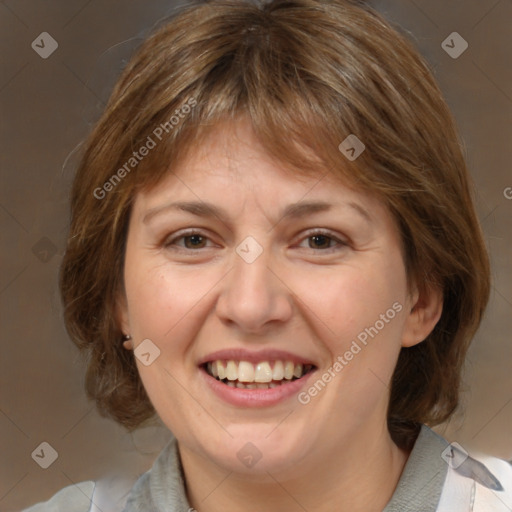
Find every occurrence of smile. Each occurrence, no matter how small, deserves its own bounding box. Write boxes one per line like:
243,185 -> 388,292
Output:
199,357 -> 318,407
204,360 -> 316,389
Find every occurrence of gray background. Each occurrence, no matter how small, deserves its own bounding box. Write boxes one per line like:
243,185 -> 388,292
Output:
1,0 -> 511,510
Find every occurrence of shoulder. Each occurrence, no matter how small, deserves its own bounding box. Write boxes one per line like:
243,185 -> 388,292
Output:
21,481 -> 95,512
394,425 -> 512,511
21,475 -> 136,512
437,443 -> 512,511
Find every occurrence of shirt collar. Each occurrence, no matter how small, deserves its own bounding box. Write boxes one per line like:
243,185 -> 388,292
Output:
383,425 -> 449,512
123,425 -> 449,512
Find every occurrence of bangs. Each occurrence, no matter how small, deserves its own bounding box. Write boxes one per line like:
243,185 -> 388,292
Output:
118,55 -> 366,198
101,0 -> 421,203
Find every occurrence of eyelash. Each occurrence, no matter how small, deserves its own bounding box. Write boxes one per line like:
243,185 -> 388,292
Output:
163,230 -> 216,251
298,229 -> 348,252
163,229 -> 348,254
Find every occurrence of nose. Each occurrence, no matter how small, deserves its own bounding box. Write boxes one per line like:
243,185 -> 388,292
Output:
215,247 -> 293,334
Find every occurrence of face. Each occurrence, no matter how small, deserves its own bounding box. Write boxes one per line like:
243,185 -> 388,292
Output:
119,119 -> 421,476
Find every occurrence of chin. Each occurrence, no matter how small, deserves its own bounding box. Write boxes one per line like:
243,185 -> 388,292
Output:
196,424 -> 314,476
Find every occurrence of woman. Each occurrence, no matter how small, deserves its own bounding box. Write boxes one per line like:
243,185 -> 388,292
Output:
24,0 -> 512,510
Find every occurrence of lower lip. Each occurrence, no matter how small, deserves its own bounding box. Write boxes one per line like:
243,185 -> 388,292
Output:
200,367 -> 317,407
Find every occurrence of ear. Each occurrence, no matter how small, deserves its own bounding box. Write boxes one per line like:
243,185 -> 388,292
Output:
115,292 -> 133,350
401,283 -> 443,348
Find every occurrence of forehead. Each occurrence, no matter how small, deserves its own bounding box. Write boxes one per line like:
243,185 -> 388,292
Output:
135,118 -> 380,215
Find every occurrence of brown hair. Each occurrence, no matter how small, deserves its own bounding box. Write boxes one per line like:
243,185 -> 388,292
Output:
60,0 -> 490,450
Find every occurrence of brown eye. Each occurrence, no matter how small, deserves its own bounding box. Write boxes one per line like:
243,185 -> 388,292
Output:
164,231 -> 213,250
308,234 -> 334,249
296,230 -> 348,253
183,234 -> 207,249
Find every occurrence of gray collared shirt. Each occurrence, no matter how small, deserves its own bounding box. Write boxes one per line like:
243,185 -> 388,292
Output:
25,425 -> 511,511
121,425 -> 449,512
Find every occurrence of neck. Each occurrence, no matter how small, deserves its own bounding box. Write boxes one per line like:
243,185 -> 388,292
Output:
179,423 -> 410,512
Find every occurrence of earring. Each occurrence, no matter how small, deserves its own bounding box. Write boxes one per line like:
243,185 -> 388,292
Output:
122,334 -> 133,350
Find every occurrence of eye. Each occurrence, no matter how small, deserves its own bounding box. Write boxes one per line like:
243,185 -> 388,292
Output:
308,234 -> 334,250
164,230 -> 214,250
181,234 -> 208,249
296,230 -> 347,251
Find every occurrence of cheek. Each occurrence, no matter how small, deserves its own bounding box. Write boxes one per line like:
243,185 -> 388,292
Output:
125,261 -> 195,331
292,260 -> 407,346
125,269 -> 175,337
124,258 -> 227,367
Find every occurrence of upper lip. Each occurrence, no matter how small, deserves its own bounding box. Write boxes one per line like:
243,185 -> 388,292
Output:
198,348 -> 318,367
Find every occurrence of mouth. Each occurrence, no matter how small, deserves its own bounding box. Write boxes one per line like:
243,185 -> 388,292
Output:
201,360 -> 317,390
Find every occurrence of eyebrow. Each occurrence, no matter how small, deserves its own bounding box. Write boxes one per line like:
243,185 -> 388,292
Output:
142,200 -> 372,225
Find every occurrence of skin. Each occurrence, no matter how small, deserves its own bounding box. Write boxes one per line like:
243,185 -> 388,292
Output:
118,118 -> 443,512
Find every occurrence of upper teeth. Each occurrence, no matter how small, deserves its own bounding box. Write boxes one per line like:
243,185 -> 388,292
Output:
206,360 -> 311,383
